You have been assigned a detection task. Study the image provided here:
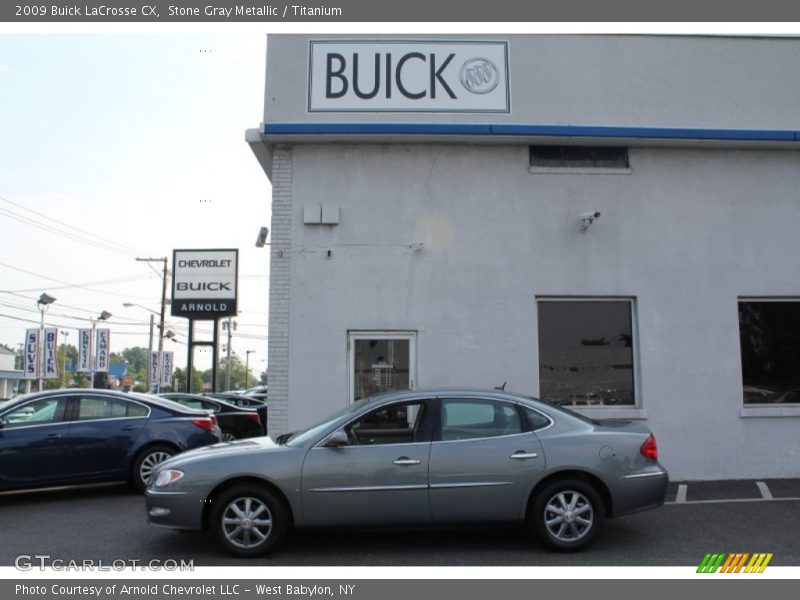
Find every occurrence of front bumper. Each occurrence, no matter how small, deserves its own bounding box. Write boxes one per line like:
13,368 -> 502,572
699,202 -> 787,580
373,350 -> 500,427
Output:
145,488 -> 205,531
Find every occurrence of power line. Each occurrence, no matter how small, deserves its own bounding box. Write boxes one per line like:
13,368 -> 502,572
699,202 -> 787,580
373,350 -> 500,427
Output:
0,195 -> 154,256
0,261 -> 157,300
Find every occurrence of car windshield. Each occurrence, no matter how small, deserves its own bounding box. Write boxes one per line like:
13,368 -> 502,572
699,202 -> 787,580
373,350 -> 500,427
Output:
283,398 -> 372,447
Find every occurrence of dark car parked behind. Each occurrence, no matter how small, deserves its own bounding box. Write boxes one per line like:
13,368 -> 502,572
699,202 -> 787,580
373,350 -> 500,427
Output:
206,392 -> 267,435
0,389 -> 221,493
161,393 -> 264,441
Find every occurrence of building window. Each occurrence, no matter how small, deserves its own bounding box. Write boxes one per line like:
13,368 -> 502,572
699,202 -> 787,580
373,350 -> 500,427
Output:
537,299 -> 637,407
529,145 -> 629,172
738,300 -> 800,405
348,331 -> 416,403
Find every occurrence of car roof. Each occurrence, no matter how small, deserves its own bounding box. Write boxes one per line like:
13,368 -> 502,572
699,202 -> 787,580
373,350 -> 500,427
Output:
0,389 -> 208,416
360,387 -> 540,406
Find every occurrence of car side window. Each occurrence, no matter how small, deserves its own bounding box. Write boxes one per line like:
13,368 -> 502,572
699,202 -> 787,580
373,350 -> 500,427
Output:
522,406 -> 551,430
346,401 -> 428,445
202,401 -> 220,413
77,396 -> 148,420
1,398 -> 67,428
440,399 -> 522,441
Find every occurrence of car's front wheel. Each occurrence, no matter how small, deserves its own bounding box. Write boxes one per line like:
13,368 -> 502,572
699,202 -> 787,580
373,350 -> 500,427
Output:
132,445 -> 176,492
529,479 -> 605,551
211,484 -> 289,557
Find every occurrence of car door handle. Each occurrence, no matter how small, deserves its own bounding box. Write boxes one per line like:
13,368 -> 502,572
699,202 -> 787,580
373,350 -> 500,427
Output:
510,451 -> 538,460
393,457 -> 421,466
46,433 -> 61,440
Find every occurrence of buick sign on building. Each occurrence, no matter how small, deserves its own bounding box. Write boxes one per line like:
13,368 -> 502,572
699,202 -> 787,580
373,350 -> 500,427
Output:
246,35 -> 800,481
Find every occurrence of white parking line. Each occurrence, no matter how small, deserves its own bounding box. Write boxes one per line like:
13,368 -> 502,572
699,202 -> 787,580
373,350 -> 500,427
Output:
756,481 -> 774,499
675,483 -> 687,503
666,496 -> 800,505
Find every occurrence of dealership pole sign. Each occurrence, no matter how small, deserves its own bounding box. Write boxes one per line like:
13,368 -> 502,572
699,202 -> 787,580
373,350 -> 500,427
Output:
171,249 -> 238,319
77,328 -> 92,372
160,351 -> 174,388
95,329 -> 110,372
43,328 -> 58,379
308,41 -> 510,113
23,329 -> 39,379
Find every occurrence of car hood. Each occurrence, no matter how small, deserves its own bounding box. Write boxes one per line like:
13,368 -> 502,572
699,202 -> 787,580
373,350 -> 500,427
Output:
160,436 -> 283,469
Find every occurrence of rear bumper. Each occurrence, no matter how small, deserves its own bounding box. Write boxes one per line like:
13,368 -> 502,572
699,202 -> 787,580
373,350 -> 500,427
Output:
611,466 -> 669,518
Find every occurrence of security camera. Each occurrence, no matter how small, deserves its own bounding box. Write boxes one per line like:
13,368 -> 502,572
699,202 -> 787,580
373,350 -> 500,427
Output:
579,211 -> 601,233
255,226 -> 269,248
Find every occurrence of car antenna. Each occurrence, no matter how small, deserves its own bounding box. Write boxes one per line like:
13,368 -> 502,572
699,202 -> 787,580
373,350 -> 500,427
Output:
494,381 -> 507,391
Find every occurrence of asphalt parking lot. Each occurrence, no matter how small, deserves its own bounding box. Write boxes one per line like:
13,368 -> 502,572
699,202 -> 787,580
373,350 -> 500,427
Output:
1,480 -> 798,567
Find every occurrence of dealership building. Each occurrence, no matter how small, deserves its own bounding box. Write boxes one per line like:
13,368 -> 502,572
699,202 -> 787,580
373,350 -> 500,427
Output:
247,35 -> 800,480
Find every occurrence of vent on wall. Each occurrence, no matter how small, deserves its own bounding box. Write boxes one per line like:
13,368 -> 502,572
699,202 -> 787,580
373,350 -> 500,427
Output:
529,145 -> 630,172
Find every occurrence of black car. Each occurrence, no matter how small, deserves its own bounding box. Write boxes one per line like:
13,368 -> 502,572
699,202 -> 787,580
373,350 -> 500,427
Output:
0,389 -> 221,493
205,392 -> 267,434
160,393 -> 264,441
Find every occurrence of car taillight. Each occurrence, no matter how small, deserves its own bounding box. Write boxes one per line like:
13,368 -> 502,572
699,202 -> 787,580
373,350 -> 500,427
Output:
246,412 -> 261,425
640,434 -> 658,460
192,417 -> 216,433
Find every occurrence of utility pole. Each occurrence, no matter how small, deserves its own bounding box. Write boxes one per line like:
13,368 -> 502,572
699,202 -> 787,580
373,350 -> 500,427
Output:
60,330 -> 69,388
245,350 -> 255,390
223,318 -> 236,391
136,256 -> 168,393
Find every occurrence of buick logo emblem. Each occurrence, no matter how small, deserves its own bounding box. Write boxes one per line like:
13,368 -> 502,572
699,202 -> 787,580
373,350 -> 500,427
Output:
459,57 -> 499,94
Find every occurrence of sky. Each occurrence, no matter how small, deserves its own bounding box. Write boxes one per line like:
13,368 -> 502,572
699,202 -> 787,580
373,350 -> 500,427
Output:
0,34 -> 271,374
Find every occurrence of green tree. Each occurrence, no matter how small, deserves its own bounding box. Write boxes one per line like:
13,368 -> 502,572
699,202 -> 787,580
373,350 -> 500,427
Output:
173,367 -> 204,394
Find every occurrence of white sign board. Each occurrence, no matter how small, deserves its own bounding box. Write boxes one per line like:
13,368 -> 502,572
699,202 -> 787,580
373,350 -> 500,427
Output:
44,328 -> 58,379
149,351 -> 160,385
77,329 -> 92,372
23,329 -> 39,379
95,329 -> 110,372
172,249 -> 238,318
308,41 -> 510,113
160,351 -> 174,387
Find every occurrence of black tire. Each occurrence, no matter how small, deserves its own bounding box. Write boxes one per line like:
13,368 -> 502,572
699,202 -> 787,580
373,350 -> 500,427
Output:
131,445 -> 176,492
221,430 -> 238,442
529,478 -> 605,551
211,484 -> 289,557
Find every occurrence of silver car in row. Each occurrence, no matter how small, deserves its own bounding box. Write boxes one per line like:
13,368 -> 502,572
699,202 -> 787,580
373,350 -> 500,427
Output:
145,389 -> 668,556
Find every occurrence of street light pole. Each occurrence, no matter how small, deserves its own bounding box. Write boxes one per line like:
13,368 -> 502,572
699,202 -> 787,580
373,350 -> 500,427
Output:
36,293 -> 56,392
245,350 -> 255,390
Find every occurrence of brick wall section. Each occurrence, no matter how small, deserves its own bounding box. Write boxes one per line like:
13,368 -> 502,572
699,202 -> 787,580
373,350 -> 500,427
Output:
267,146 -> 292,436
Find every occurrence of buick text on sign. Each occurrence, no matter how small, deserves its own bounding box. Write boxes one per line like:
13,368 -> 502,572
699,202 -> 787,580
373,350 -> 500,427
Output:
308,41 -> 510,113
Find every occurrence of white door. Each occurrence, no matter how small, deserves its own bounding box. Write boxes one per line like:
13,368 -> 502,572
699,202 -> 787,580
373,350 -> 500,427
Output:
347,331 -> 416,404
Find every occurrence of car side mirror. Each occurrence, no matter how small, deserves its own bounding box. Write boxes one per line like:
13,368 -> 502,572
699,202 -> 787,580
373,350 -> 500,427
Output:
325,429 -> 349,448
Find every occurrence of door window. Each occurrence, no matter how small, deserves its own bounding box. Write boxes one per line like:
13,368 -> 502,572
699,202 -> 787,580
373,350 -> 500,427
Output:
76,396 -> 148,420
1,397 -> 67,428
440,399 -> 522,441
346,401 -> 428,445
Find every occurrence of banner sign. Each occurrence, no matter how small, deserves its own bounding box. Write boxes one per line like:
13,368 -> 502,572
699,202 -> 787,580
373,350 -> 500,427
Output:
308,41 -> 510,113
78,329 -> 92,372
23,329 -> 39,379
95,329 -> 110,372
44,328 -> 59,379
149,351 -> 159,385
171,248 -> 238,319
160,351 -> 174,387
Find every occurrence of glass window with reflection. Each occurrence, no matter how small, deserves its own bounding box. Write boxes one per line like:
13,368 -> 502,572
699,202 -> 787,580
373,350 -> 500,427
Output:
739,300 -> 800,405
538,299 -> 636,407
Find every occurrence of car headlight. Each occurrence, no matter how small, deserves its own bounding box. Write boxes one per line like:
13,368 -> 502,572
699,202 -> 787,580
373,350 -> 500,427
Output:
153,469 -> 185,488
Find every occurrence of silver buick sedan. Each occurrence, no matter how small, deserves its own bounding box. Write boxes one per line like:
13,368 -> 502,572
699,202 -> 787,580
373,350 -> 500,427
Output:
145,389 -> 668,557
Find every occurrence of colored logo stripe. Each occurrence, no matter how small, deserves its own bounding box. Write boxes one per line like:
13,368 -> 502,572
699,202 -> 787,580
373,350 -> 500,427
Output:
697,553 -> 772,573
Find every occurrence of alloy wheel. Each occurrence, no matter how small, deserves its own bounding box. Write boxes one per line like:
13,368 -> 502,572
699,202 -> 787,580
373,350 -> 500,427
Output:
222,496 -> 273,549
139,451 -> 172,485
543,490 -> 594,542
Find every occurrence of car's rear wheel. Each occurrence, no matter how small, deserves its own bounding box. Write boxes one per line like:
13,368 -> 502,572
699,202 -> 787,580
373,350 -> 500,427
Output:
132,445 -> 175,492
221,430 -> 238,442
529,479 -> 605,551
211,484 -> 289,557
